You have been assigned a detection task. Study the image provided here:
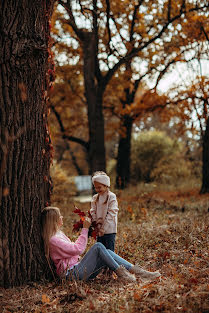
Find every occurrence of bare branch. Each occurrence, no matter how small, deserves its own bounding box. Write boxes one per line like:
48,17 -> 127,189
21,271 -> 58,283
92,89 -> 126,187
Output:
105,0 -> 112,54
67,79 -> 86,104
132,96 -> 192,120
167,0 -> 172,21
153,59 -> 176,90
50,103 -> 89,150
180,0 -> 186,14
130,1 -> 143,41
201,26 -> 209,42
110,14 -> 127,43
59,0 -> 86,40
102,3 -> 209,90
50,102 -> 84,174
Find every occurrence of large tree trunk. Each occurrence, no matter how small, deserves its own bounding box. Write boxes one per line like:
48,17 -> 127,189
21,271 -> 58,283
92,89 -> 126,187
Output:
0,0 -> 55,287
83,33 -> 106,174
200,117 -> 209,194
116,116 -> 133,189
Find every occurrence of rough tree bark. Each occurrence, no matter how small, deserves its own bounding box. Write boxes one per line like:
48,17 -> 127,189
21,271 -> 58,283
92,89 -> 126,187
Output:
200,116 -> 209,194
0,0 -> 55,287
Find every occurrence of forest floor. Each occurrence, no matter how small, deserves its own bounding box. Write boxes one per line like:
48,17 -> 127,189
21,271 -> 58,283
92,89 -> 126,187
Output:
1,181 -> 209,313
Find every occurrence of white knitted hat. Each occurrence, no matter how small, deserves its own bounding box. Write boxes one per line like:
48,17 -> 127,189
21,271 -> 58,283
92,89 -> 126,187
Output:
92,174 -> 110,187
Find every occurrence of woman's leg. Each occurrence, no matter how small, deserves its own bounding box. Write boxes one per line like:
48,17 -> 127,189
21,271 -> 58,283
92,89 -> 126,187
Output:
106,251 -> 161,280
68,242 -> 120,280
107,249 -> 133,271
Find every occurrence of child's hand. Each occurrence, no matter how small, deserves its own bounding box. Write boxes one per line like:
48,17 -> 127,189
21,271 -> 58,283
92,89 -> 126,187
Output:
98,228 -> 104,237
96,217 -> 103,225
97,223 -> 102,230
83,217 -> 91,229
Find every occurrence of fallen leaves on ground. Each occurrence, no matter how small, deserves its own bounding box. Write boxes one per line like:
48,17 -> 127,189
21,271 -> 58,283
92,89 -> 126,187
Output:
1,184 -> 209,312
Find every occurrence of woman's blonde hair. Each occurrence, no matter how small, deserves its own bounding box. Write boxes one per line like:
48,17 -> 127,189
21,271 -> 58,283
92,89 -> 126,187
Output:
41,206 -> 61,258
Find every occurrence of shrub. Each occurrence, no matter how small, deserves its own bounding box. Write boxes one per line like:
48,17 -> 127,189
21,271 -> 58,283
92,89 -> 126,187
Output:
131,130 -> 181,182
150,153 -> 193,184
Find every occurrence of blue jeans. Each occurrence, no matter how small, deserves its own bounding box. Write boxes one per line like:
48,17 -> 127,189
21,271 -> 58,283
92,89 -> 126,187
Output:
97,233 -> 116,251
66,242 -> 133,281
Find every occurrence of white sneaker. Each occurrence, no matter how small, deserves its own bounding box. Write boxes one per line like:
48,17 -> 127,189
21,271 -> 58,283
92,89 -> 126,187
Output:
116,265 -> 136,283
130,264 -> 161,280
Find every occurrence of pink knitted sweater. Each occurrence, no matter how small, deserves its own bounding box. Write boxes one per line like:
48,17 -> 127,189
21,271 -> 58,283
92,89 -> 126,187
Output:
49,228 -> 88,275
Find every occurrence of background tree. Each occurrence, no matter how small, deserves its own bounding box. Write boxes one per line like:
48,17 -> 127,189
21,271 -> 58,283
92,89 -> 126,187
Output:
109,8 -> 209,188
53,0 -> 208,178
167,73 -> 209,193
0,0 -> 55,287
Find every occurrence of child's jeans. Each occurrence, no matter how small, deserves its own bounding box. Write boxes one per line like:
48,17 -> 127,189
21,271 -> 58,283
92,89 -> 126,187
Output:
66,242 -> 132,281
97,233 -> 116,251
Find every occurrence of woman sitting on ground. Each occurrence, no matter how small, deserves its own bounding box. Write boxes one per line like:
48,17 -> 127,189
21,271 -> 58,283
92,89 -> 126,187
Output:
41,206 -> 161,282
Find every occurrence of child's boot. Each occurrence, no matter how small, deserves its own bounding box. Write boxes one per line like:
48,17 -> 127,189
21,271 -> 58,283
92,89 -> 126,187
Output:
130,264 -> 161,280
116,265 -> 136,283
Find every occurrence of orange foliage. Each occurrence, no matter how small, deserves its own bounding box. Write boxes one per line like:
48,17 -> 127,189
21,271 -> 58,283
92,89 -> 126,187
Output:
49,0 -> 209,172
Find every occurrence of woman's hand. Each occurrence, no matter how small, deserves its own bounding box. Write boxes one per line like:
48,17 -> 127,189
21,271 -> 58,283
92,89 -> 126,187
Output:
83,217 -> 91,229
97,217 -> 103,223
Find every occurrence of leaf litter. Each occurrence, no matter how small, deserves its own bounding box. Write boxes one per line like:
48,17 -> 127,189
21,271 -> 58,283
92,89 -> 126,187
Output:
1,184 -> 209,312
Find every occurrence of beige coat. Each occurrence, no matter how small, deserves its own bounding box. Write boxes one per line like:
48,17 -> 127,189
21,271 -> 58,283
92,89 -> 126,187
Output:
90,190 -> 119,234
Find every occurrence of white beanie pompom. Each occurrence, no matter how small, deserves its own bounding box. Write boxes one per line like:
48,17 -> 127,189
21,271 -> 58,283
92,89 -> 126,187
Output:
92,174 -> 110,187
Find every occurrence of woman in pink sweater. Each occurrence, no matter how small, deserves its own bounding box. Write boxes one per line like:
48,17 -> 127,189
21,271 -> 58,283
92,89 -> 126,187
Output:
41,206 -> 161,282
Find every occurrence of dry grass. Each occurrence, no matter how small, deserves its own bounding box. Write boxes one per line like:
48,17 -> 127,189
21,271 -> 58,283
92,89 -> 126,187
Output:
1,177 -> 209,313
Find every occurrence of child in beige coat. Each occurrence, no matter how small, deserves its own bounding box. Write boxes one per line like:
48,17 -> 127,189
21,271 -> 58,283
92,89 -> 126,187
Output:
90,171 -> 118,251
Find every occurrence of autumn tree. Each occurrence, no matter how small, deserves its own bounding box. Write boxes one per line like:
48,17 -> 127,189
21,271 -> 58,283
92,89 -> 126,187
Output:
109,8 -> 209,188
52,0 -> 208,180
0,0 -> 55,287
166,71 -> 209,193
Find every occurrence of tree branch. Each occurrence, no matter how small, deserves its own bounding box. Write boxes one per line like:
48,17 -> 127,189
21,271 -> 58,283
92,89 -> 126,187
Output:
50,104 -> 89,151
59,0 -> 86,41
93,0 -> 102,82
130,1 -> 143,41
167,0 -> 172,21
102,3 -> 209,90
105,0 -> 112,54
201,25 -> 209,42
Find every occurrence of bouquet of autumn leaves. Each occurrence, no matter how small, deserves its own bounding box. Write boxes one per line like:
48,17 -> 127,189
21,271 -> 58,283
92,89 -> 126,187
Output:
73,206 -> 98,239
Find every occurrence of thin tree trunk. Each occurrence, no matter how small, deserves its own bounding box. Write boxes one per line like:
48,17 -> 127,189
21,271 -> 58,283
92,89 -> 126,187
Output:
116,116 -> 133,189
0,0 -> 55,287
200,117 -> 209,194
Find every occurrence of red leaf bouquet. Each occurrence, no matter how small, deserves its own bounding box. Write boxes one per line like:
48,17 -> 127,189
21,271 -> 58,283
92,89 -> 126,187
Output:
73,207 -> 98,239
